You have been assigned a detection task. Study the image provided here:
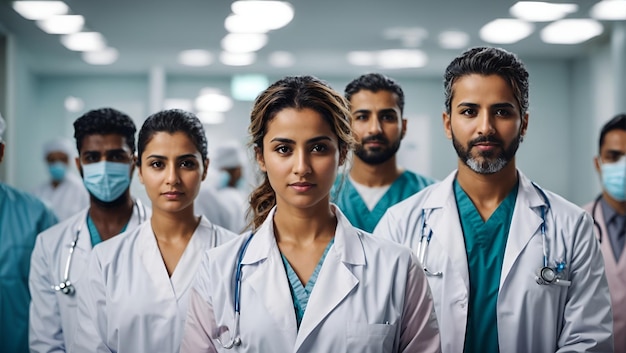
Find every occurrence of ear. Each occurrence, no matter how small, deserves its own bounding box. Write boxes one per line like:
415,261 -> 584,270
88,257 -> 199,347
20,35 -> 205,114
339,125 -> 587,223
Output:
202,158 -> 209,181
594,155 -> 601,175
401,118 -> 407,140
255,146 -> 266,172
0,143 -> 4,163
443,111 -> 452,140
520,112 -> 529,138
136,157 -> 144,185
75,156 -> 82,176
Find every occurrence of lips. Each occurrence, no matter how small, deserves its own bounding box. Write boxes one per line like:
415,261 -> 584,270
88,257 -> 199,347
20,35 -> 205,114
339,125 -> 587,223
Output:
162,191 -> 184,199
289,182 -> 315,192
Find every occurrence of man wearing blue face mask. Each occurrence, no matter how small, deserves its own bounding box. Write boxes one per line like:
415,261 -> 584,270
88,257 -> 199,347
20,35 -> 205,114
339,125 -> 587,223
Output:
583,113 -> 626,353
29,108 -> 151,353
32,138 -> 89,221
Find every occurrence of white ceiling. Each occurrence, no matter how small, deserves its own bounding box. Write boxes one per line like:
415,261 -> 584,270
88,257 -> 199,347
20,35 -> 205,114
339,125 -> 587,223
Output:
0,0 -> 616,78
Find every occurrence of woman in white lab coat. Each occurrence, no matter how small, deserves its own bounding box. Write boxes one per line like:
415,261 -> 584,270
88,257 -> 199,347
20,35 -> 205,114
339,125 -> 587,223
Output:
180,76 -> 440,353
72,109 -> 237,352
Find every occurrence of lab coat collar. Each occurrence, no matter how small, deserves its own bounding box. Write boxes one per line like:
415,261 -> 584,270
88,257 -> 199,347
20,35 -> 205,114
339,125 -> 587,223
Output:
500,170 -> 545,288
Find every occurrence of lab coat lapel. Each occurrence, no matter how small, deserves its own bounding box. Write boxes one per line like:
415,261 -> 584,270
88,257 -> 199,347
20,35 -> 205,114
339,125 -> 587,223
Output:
169,218 -> 211,300
425,172 -> 470,291
67,211 -> 91,283
139,222 -> 176,300
243,209 -> 299,339
294,209 -> 361,352
500,172 -> 544,288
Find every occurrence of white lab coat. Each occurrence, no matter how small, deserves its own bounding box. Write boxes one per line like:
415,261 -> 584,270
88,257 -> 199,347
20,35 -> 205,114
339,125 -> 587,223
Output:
374,170 -> 613,353
32,173 -> 89,221
29,200 -> 149,353
180,206 -> 441,353
194,183 -> 245,233
70,216 -> 237,353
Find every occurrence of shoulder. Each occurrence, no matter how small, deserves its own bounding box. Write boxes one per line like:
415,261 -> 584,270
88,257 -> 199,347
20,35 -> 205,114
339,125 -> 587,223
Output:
91,220 -> 145,263
402,170 -> 437,187
37,211 -> 85,242
197,216 -> 239,244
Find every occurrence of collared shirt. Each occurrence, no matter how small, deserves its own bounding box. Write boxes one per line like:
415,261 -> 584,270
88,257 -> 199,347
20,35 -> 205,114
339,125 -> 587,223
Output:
600,197 -> 626,261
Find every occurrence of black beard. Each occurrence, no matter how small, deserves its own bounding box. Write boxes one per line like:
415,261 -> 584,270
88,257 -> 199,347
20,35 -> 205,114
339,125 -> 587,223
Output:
354,134 -> 401,165
451,132 -> 521,174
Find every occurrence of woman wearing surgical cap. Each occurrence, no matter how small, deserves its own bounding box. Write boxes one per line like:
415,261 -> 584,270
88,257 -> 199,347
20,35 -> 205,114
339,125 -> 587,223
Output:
32,138 -> 89,221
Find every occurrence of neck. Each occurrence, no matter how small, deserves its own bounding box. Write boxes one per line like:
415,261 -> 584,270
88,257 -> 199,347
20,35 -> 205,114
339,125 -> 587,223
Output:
603,192 -> 626,215
456,160 -> 518,210
150,207 -> 199,242
272,202 -> 336,245
88,195 -> 135,241
349,156 -> 402,187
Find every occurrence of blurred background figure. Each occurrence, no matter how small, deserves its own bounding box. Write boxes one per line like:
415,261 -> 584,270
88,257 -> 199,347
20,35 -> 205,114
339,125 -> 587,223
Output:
0,113 -> 58,353
213,141 -> 249,231
582,113 -> 626,353
32,138 -> 89,221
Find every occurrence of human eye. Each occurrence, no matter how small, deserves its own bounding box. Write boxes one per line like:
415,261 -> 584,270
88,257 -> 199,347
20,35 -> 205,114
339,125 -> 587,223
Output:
274,145 -> 292,155
495,109 -> 513,118
82,152 -> 99,163
149,160 -> 164,169
460,108 -> 476,117
381,114 -> 397,122
180,159 -> 197,169
353,114 -> 368,121
311,143 -> 328,153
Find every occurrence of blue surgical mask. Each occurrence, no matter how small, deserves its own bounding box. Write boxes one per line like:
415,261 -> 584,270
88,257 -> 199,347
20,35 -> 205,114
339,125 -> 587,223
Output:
48,162 -> 67,182
217,170 -> 230,189
82,161 -> 131,202
601,158 -> 626,202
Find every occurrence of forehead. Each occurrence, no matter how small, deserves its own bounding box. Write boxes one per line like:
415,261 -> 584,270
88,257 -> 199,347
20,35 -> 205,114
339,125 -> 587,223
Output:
264,108 -> 336,141
143,131 -> 199,154
601,129 -> 626,151
451,74 -> 516,106
350,90 -> 400,110
80,133 -> 130,152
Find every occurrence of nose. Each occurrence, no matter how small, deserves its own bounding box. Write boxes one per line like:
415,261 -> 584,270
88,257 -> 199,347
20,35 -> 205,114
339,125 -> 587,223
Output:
367,116 -> 383,135
165,164 -> 181,185
293,149 -> 312,176
477,112 -> 495,136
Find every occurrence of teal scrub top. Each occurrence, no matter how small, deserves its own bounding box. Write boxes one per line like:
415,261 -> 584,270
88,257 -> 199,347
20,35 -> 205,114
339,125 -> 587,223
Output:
0,183 -> 58,353
87,213 -> 129,247
332,170 -> 435,232
281,238 -> 335,329
454,180 -> 518,353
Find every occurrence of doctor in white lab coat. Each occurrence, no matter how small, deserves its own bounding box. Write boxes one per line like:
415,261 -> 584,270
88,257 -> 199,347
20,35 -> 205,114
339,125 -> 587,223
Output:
181,76 -> 440,353
374,47 -> 613,353
71,109 -> 238,352
30,107 -> 150,353
29,202 -> 148,352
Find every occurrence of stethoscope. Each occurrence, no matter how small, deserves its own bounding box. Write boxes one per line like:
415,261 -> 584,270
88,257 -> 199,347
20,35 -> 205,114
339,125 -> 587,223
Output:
215,232 -> 255,349
417,182 -> 571,287
52,199 -> 147,295
590,194 -> 604,244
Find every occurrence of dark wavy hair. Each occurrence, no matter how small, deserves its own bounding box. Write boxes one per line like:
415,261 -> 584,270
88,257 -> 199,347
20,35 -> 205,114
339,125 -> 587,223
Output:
344,73 -> 405,114
73,107 -> 137,153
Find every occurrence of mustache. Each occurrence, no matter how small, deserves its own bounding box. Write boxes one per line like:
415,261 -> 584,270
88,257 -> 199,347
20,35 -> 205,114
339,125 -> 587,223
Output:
361,134 -> 388,144
469,135 -> 503,147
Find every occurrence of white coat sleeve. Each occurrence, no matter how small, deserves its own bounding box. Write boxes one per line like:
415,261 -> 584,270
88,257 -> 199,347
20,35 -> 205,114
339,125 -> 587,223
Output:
400,251 -> 441,353
557,212 -> 613,352
29,234 -> 64,353
69,251 -> 112,353
180,255 -> 218,353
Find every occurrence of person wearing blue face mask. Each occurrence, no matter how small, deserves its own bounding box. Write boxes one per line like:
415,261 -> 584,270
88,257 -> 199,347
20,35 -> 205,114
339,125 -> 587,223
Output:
29,108 -> 151,353
583,113 -> 626,353
32,138 -> 89,221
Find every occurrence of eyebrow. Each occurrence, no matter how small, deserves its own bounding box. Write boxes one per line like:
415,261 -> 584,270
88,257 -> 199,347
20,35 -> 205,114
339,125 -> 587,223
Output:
145,153 -> 199,160
352,108 -> 398,115
270,136 -> 333,144
456,102 -> 516,109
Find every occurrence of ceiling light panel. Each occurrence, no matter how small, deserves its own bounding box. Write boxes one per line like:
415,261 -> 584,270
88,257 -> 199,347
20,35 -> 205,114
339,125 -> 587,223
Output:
195,89 -> 234,112
221,33 -> 267,53
438,30 -> 470,49
480,19 -> 534,44
12,1 -> 68,20
590,0 -> 626,20
268,51 -> 295,68
347,51 -> 376,66
197,111 -> 225,125
230,1 -> 294,30
377,49 -> 428,69
541,19 -> 603,44
220,52 -> 256,66
82,47 -> 118,65
61,32 -> 106,51
178,49 -> 213,67
36,14 -> 84,34
510,1 -> 578,22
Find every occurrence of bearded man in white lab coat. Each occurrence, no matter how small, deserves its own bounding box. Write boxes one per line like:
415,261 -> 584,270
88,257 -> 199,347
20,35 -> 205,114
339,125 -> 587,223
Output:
374,47 -> 613,353
29,108 -> 151,352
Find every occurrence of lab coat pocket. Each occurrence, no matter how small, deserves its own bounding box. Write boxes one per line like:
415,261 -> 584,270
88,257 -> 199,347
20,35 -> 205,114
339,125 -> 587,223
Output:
346,321 -> 396,353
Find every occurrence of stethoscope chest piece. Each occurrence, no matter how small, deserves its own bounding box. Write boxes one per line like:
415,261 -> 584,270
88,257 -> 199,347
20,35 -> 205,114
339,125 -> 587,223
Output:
54,281 -> 75,295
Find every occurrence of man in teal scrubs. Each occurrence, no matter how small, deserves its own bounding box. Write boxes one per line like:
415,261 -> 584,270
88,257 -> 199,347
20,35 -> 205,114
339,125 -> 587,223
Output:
332,73 -> 434,232
374,47 -> 612,352
0,113 -> 58,353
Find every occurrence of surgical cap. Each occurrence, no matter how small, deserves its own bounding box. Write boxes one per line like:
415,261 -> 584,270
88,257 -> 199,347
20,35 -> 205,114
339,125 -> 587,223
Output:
213,142 -> 244,169
0,113 -> 5,143
43,138 -> 76,159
